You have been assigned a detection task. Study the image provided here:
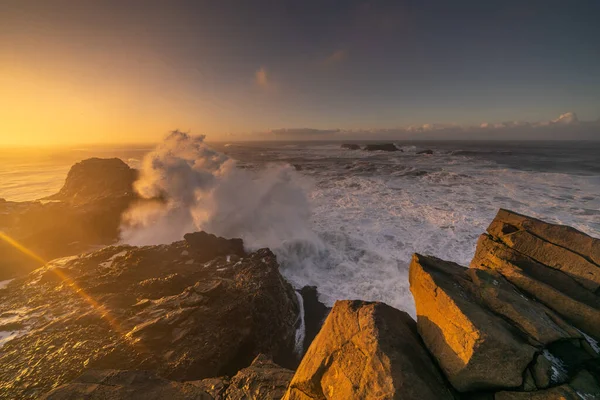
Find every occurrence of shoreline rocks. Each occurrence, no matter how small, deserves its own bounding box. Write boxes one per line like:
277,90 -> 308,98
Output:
363,143 -> 400,151
0,234 -> 299,399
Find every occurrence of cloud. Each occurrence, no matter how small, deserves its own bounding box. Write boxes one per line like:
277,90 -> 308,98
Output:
325,49 -> 348,65
270,128 -> 340,137
551,112 -> 578,125
255,66 -> 269,87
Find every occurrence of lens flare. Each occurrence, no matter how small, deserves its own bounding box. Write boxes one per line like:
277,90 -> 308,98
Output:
0,231 -> 128,339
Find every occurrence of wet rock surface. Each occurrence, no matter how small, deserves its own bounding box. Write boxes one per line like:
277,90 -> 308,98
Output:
0,234 -> 299,399
0,158 -> 139,280
40,354 -> 293,400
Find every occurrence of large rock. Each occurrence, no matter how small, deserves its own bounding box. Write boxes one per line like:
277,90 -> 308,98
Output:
409,253 -> 537,392
283,300 -> 454,400
472,233 -> 600,339
45,158 -> 138,204
363,143 -> 400,151
489,209 -> 600,266
0,234 -> 299,399
0,158 -> 139,280
225,354 -> 294,399
41,354 -> 294,400
487,213 -> 600,292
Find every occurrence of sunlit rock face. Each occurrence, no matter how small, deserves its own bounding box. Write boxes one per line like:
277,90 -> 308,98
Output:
0,158 -> 138,280
0,233 -> 299,399
409,209 -> 600,397
284,300 -> 455,400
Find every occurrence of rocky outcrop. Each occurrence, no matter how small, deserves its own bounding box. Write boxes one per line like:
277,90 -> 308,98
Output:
283,300 -> 455,400
0,234 -> 299,399
0,158 -> 139,280
409,209 -> 600,398
363,143 -> 400,152
40,354 -> 293,400
341,143 -> 361,150
44,158 -> 137,204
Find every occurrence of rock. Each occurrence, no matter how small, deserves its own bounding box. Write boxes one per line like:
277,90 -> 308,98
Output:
417,149 -> 434,154
41,355 -> 293,400
225,354 -> 294,399
0,158 -> 140,280
341,143 -> 361,150
184,231 -> 245,262
283,300 -> 454,400
471,233 -> 600,339
487,218 -> 600,292
363,143 -> 400,151
495,369 -> 600,399
0,237 -> 299,399
465,267 -> 581,345
39,369 -> 215,400
298,286 -> 330,355
489,209 -> 600,266
409,253 -> 537,392
45,158 -> 138,204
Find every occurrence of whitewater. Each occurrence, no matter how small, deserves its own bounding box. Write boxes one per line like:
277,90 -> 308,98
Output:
1,138 -> 599,316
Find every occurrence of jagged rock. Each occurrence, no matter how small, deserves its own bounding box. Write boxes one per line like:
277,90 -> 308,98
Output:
489,209 -> 600,266
45,158 -> 138,204
471,233 -> 600,339
487,216 -> 600,292
184,231 -> 245,262
298,286 -> 330,355
409,254 -> 537,392
283,300 -> 454,400
41,355 -> 293,400
225,354 -> 294,399
495,369 -> 600,399
0,158 -> 139,280
363,143 -> 400,151
465,267 -> 581,345
39,369 -> 215,400
341,143 -> 361,150
417,149 -> 434,154
0,236 -> 299,399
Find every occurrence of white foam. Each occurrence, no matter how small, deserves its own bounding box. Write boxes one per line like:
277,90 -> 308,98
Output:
0,279 -> 14,290
293,290 -> 306,357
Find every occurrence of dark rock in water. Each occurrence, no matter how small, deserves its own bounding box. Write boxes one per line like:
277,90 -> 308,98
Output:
0,158 -> 139,280
184,231 -> 245,262
44,158 -> 138,204
417,149 -> 434,154
298,286 -> 330,355
0,236 -> 299,399
292,163 -> 302,171
40,354 -> 293,400
283,300 -> 455,400
341,143 -> 361,150
363,143 -> 400,151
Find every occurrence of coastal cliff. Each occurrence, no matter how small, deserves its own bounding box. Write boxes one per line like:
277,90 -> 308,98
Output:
0,158 -> 598,399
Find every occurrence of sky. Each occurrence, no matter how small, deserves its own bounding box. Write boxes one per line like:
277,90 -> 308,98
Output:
1,0 -> 599,145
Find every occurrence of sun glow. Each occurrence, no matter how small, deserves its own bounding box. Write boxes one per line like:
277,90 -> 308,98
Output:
0,231 -> 129,339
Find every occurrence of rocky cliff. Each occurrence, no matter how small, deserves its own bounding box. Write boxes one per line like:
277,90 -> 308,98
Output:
0,158 -> 138,280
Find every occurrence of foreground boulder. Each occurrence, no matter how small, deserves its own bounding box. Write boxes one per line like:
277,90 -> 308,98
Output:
283,300 -> 454,400
363,143 -> 400,151
409,209 -> 600,398
0,158 -> 139,280
0,234 -> 299,399
41,354 -> 293,400
409,254 -> 536,391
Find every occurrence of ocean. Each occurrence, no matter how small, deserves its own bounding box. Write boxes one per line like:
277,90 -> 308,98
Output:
1,140 -> 599,315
